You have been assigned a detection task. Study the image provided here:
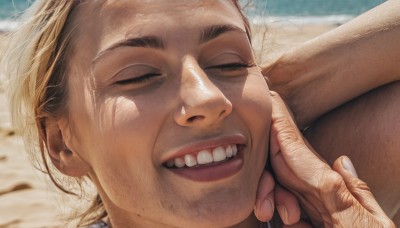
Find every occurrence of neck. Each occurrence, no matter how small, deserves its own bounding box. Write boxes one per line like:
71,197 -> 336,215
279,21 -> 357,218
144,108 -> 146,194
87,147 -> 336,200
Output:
105,211 -> 263,228
93,179 -> 264,228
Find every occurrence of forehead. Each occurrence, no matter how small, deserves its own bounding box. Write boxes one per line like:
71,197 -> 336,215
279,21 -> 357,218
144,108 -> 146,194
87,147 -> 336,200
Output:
74,0 -> 245,48
97,0 -> 240,22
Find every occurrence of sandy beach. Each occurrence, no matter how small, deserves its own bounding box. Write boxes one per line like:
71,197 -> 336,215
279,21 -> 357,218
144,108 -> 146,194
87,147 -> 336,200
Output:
0,23 -> 337,228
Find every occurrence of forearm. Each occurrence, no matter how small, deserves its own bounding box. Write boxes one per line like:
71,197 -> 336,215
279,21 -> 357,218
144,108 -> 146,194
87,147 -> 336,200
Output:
304,81 -> 400,221
263,0 -> 400,128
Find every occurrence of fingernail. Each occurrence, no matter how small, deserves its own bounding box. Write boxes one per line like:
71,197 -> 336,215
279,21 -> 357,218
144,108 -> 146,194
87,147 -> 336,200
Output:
255,199 -> 262,218
277,205 -> 288,224
260,198 -> 274,220
342,156 -> 358,178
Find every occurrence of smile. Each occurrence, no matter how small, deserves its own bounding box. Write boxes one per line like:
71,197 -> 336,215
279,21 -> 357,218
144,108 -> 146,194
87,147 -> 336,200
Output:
162,135 -> 247,182
164,144 -> 240,168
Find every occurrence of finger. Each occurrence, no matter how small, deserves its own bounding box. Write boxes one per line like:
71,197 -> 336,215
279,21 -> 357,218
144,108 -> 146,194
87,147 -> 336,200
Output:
275,184 -> 301,225
333,156 -> 388,217
254,170 -> 275,222
270,92 -> 329,189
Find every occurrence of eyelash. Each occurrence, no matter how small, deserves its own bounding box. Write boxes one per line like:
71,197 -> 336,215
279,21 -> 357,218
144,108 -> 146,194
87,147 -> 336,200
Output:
115,73 -> 161,85
205,62 -> 254,71
114,62 -> 253,85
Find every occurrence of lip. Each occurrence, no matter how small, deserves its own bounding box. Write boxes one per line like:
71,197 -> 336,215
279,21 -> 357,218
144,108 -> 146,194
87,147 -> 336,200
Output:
161,134 -> 247,182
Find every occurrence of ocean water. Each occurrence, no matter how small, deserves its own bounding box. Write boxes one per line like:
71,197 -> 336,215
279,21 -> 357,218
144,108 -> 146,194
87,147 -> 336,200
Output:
0,0 -> 31,30
0,0 -> 386,31
247,0 -> 385,25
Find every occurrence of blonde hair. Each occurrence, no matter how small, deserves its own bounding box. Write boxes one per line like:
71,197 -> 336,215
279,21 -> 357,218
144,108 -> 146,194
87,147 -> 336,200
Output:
2,0 -> 106,226
2,0 -> 251,226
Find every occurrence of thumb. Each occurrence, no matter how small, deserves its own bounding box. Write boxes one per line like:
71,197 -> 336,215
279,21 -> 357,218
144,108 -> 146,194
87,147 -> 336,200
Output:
332,156 -> 387,217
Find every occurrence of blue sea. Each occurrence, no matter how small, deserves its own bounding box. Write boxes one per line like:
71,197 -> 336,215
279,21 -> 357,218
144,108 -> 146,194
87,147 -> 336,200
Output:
0,0 -> 386,31
247,0 -> 386,25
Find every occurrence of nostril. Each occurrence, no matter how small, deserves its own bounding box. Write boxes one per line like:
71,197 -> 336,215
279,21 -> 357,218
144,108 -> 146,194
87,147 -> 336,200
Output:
187,115 -> 204,123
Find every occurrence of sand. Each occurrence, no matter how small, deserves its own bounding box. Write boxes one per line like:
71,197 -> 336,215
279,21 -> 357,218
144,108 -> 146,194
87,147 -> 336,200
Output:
0,24 -> 337,228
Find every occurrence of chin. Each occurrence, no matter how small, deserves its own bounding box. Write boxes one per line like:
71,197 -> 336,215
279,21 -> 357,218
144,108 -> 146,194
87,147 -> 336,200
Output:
181,210 -> 253,228
178,187 -> 256,227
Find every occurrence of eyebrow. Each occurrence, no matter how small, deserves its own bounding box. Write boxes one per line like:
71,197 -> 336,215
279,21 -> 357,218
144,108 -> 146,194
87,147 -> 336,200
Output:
92,36 -> 164,64
92,24 -> 245,64
200,24 -> 245,44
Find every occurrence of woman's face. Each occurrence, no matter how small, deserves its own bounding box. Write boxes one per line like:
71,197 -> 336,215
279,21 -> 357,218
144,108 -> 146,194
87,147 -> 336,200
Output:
63,0 -> 272,227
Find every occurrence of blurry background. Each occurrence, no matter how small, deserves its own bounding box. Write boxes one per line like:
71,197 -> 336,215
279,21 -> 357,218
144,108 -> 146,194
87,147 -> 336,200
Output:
0,0 -> 31,32
0,0 -> 386,31
252,0 -> 384,20
0,0 -> 387,227
241,0 -> 385,62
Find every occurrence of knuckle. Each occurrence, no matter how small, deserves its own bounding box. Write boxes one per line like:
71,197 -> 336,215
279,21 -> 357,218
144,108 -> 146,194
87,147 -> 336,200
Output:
348,178 -> 376,204
317,171 -> 344,197
274,118 -> 301,146
352,179 -> 371,192
315,171 -> 353,212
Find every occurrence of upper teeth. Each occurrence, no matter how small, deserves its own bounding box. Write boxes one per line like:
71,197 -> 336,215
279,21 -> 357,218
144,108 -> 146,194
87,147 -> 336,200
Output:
166,144 -> 238,168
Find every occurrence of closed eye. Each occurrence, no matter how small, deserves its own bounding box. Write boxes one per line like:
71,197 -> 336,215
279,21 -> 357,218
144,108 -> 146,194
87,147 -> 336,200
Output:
115,73 -> 162,85
204,62 -> 255,78
206,62 -> 254,71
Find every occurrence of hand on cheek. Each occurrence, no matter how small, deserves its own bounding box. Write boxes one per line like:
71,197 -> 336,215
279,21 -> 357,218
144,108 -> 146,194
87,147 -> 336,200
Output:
254,102 -> 301,225
268,91 -> 394,227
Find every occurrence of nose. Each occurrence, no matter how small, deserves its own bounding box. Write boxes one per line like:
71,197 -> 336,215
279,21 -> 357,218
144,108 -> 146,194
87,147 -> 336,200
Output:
174,58 -> 232,128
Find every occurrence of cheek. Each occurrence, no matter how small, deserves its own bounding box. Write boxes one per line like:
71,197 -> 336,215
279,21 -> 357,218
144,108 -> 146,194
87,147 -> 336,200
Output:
88,95 -> 162,163
68,90 -> 164,182
79,96 -> 166,206
76,93 -> 161,146
237,73 -> 272,171
239,74 -> 272,132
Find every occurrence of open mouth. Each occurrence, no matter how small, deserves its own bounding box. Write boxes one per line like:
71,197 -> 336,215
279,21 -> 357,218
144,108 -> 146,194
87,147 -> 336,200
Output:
163,144 -> 245,169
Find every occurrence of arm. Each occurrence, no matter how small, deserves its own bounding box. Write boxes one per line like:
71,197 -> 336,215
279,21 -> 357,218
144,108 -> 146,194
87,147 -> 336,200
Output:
263,0 -> 400,128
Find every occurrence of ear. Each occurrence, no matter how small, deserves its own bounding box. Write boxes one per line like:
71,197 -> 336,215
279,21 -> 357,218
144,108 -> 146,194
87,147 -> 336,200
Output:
45,117 -> 90,177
